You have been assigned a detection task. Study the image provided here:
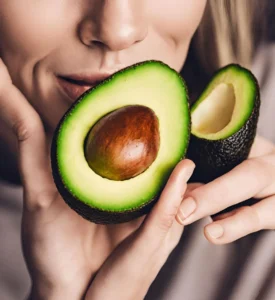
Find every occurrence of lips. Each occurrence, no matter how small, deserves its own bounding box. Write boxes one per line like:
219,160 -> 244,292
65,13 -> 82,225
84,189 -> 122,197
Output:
57,73 -> 112,102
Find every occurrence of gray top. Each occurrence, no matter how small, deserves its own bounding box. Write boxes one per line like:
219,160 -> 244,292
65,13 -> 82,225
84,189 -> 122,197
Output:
1,44 -> 275,300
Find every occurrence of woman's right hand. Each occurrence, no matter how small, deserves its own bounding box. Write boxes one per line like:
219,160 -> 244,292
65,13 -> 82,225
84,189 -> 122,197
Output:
1,58 -> 105,299
0,58 -> 195,300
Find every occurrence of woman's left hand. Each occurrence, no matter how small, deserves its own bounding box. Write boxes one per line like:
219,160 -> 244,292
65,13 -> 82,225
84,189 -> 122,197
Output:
85,159 -> 195,300
176,135 -> 275,244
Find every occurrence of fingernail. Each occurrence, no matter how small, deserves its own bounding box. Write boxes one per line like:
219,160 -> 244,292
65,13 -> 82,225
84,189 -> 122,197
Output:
177,197 -> 196,222
205,224 -> 224,239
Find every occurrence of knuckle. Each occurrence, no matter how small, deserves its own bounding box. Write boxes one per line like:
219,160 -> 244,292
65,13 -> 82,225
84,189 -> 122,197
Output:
158,215 -> 174,232
158,205 -> 178,232
13,118 -> 38,142
24,189 -> 56,212
237,206 -> 262,232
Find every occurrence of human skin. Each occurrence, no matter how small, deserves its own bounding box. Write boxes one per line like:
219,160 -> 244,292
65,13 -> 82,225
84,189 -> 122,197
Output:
0,0 -> 206,130
0,1 -> 275,299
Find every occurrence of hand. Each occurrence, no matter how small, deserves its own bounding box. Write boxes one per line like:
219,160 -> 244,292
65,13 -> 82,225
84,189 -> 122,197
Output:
0,58 -> 143,299
176,135 -> 275,244
0,59 -> 109,299
85,159 -> 195,300
0,58 -> 195,299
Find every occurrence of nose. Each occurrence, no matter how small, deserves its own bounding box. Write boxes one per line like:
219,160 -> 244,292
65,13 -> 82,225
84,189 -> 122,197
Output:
79,0 -> 148,52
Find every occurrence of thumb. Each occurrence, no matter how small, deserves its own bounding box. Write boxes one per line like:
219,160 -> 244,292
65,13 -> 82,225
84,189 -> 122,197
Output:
142,159 -> 195,242
85,160 -> 195,300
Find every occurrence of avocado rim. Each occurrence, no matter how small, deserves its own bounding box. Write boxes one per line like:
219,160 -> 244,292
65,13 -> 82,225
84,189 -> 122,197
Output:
51,60 -> 191,224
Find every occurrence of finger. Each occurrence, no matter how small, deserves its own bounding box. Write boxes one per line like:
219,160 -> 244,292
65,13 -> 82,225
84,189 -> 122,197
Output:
0,59 -> 54,206
186,182 -> 204,194
156,183 -> 203,255
253,195 -> 275,229
204,206 -> 260,244
176,158 -> 274,226
86,161 -> 195,300
211,209 -> 239,221
164,183 -> 203,253
142,159 -> 195,242
204,195 -> 275,244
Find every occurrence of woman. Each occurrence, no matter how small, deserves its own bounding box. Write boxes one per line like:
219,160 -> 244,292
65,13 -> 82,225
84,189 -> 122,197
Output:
0,0 -> 274,299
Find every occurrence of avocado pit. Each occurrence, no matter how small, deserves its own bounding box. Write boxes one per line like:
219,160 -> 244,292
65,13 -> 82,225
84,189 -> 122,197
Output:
85,105 -> 160,181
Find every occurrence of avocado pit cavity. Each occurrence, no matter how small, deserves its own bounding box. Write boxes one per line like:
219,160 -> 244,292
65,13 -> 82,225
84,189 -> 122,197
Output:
192,83 -> 236,135
85,105 -> 160,181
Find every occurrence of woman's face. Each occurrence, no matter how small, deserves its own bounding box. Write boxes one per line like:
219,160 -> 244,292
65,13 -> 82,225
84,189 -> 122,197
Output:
0,0 -> 206,130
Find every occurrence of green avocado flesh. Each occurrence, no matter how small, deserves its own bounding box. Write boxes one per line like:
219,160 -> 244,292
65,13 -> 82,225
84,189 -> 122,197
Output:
191,64 -> 257,140
51,61 -> 190,224
187,64 -> 260,186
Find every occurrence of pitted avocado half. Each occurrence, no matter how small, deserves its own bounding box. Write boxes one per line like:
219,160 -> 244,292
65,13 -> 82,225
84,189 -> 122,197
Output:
188,64 -> 260,183
51,61 -> 190,224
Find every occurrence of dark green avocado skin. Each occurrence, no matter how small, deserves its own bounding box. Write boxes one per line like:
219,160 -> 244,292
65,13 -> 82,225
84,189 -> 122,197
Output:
187,67 -> 261,215
187,94 -> 260,183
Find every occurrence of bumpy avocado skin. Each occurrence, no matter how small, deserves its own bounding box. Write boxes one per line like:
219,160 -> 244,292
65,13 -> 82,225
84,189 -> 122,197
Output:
187,67 -> 260,215
188,96 -> 260,183
188,67 -> 260,183
51,60 -> 190,224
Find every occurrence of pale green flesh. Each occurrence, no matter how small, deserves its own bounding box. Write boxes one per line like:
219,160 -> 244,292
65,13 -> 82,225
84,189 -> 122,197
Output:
191,66 -> 256,140
57,62 -> 189,211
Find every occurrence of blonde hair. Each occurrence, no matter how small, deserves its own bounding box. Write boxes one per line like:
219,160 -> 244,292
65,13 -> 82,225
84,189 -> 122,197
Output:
193,0 -> 267,74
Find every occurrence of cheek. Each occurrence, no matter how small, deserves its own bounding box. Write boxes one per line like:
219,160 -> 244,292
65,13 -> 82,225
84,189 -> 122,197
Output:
0,0 -> 81,129
151,0 -> 207,44
0,0 -> 78,61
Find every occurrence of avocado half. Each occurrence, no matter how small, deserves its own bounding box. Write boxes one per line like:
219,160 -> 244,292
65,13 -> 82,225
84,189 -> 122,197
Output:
187,64 -> 260,184
51,61 -> 190,224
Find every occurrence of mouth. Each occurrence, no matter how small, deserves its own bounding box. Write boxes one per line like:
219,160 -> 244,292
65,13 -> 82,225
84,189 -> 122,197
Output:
57,73 -> 113,102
